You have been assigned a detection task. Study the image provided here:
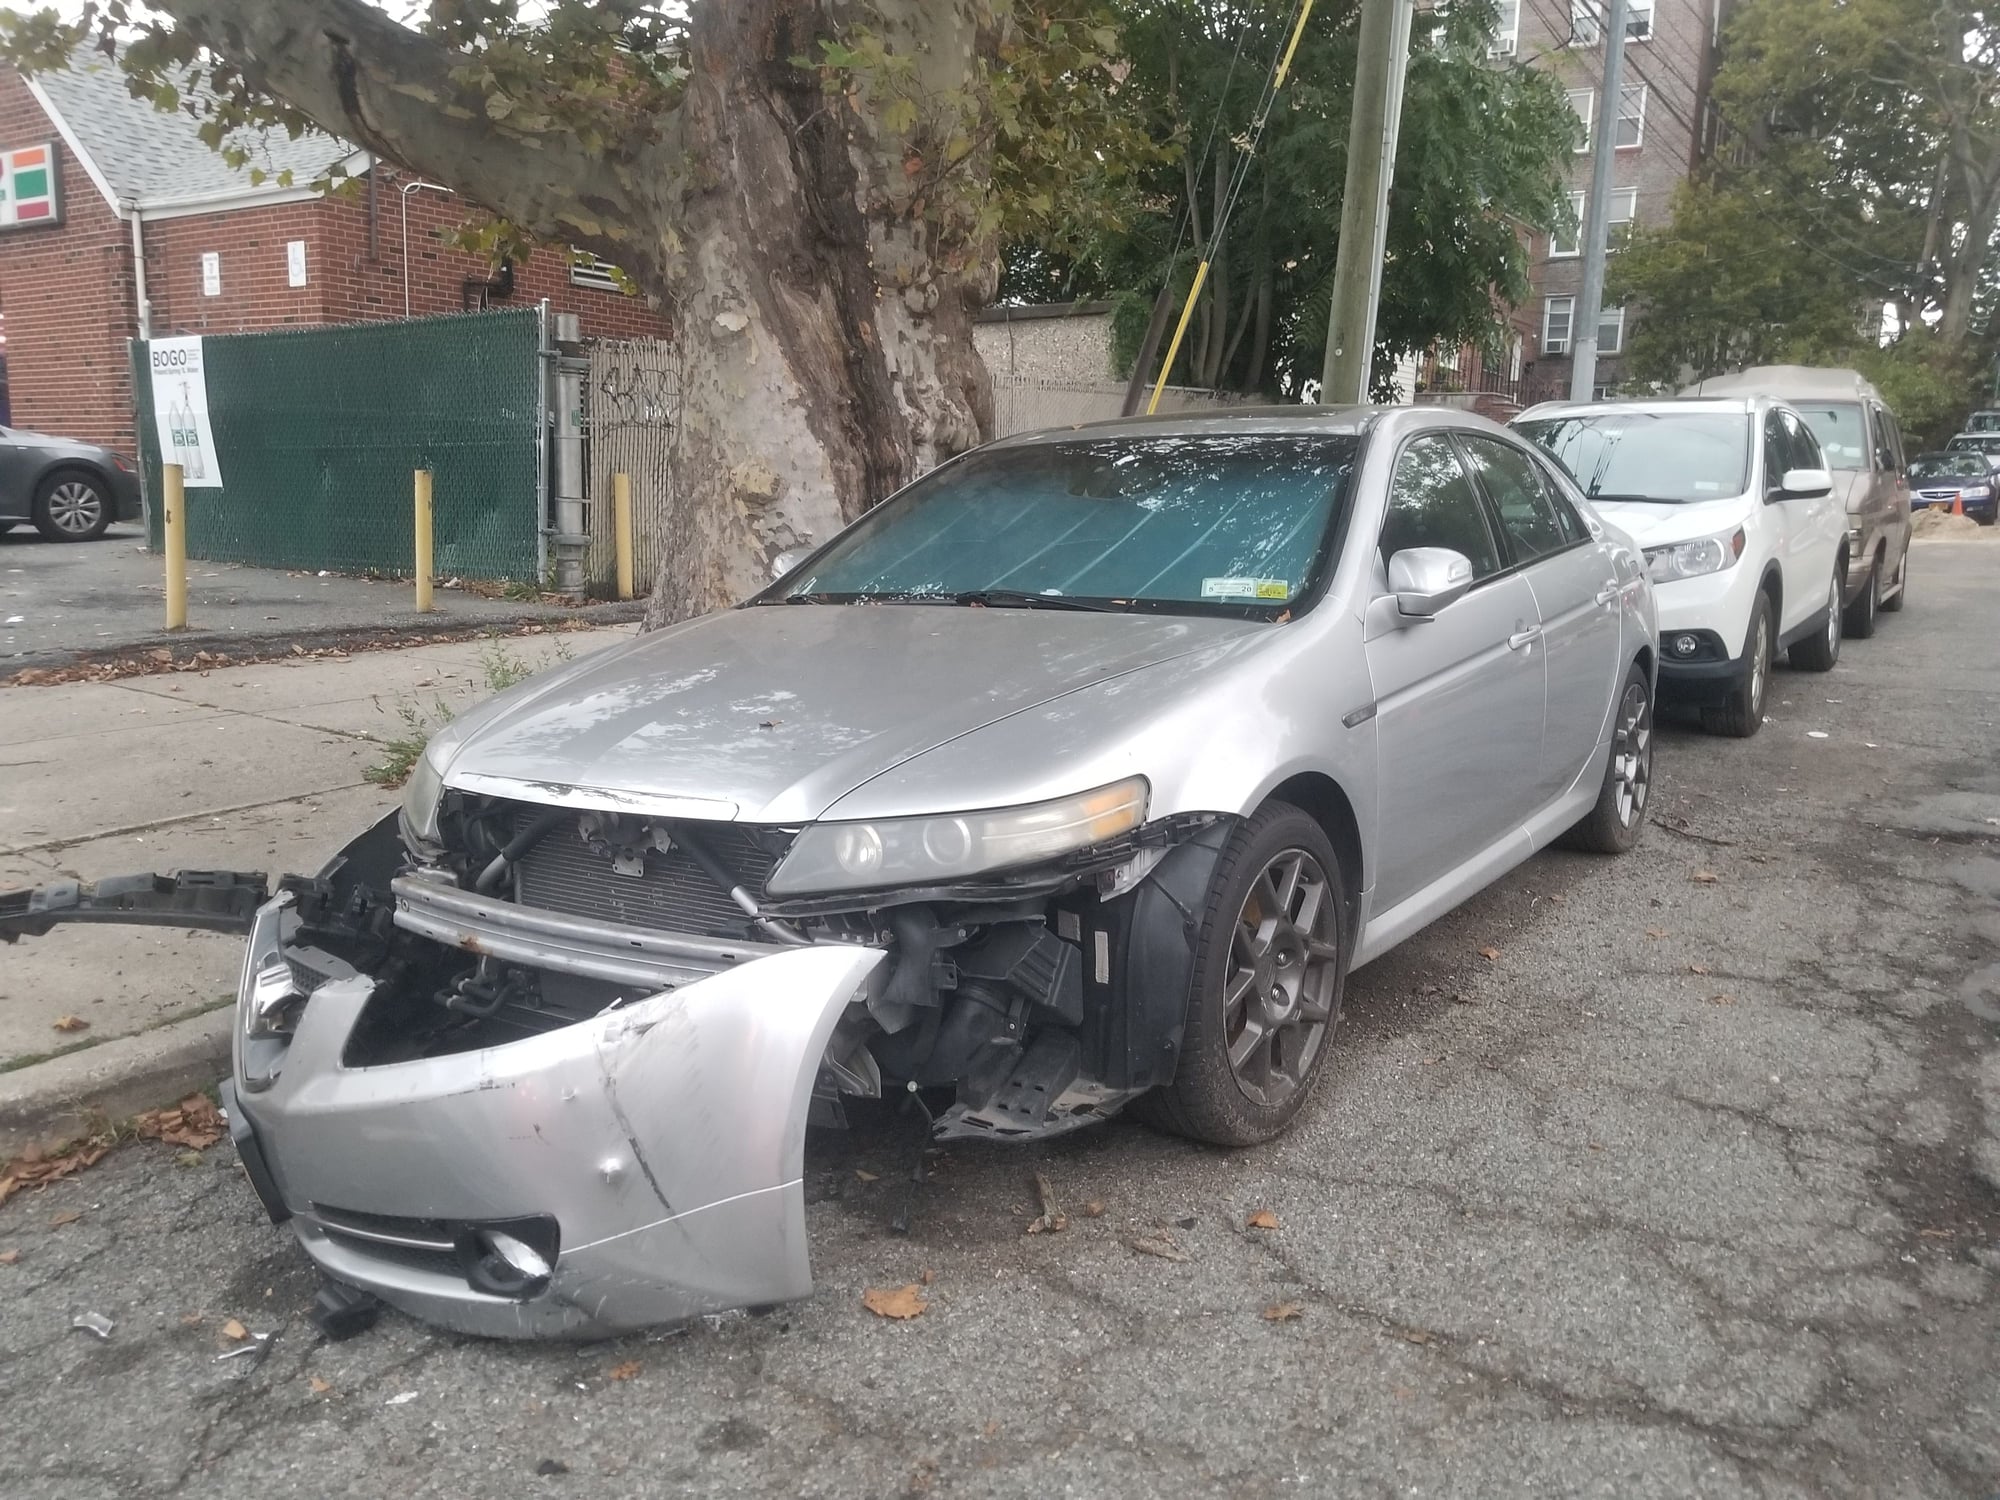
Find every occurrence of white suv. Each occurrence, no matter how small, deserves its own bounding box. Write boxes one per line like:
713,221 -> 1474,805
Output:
1515,398 -> 1847,737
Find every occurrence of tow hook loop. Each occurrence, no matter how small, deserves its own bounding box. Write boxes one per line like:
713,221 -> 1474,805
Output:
309,1281 -> 383,1342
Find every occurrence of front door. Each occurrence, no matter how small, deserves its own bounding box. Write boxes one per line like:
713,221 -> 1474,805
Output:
1364,432 -> 1548,914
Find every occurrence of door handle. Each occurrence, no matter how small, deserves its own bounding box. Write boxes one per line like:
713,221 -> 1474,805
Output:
1595,583 -> 1620,606
1508,625 -> 1541,651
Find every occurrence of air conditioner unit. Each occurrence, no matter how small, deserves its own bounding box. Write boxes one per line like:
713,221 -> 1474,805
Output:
1489,36 -> 1517,55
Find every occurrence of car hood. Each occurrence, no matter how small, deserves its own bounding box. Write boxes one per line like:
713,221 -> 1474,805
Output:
1588,495 -> 1752,546
435,605 -> 1261,823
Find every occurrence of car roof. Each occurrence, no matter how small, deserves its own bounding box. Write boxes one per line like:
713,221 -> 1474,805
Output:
986,403 -> 1522,449
1514,396 -> 1767,421
1675,365 -> 1883,403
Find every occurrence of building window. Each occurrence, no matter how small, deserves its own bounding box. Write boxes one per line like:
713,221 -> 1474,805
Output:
1607,186 -> 1639,248
1616,84 -> 1647,148
1544,296 -> 1575,355
1551,191 -> 1586,257
1571,0 -> 1653,43
1598,305 -> 1626,354
1489,0 -> 1520,54
570,252 -> 623,292
1567,88 -> 1594,153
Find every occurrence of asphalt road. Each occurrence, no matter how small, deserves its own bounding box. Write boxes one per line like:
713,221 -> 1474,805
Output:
2,542 -> 1997,1499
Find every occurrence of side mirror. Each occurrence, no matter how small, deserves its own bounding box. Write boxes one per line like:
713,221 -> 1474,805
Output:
1777,467 -> 1833,500
770,548 -> 808,581
1387,547 -> 1475,621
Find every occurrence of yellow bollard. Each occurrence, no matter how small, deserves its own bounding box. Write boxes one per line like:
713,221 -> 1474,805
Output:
414,469 -> 435,613
613,471 -> 635,601
163,462 -> 187,631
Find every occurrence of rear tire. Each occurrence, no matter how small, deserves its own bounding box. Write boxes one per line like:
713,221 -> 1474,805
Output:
1701,593 -> 1772,738
1879,544 -> 1908,613
1844,554 -> 1880,639
1561,661 -> 1653,854
31,469 -> 111,542
1143,802 -> 1350,1147
1789,561 -> 1844,672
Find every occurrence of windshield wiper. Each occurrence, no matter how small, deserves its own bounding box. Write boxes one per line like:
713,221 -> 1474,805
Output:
946,589 -> 1129,612
1587,492 -> 1686,504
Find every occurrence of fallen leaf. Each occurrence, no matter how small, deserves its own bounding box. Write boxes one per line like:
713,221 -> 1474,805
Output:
981,1420 -> 1001,1438
1246,1209 -> 1280,1231
853,1169 -> 880,1183
1706,993 -> 1737,1006
1391,1384 -> 1416,1400
308,1376 -> 332,1395
1083,1201 -> 1105,1218
608,1360 -> 641,1381
1546,893 -> 1567,904
1262,1302 -> 1304,1322
51,1016 -> 89,1033
49,1209 -> 81,1228
1690,870 -> 1721,884
133,1094 -> 226,1151
862,1284 -> 928,1320
1124,1233 -> 1188,1263
1587,1141 -> 1605,1151
221,1318 -> 248,1341
1688,962 -> 1711,975
1401,1328 -> 1435,1345
1478,946 -> 1501,962
180,1313 -> 203,1327
0,1249 -> 19,1265
1644,927 -> 1668,939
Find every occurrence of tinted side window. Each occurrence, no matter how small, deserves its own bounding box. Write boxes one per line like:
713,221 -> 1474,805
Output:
1781,410 -> 1823,470
1459,434 -> 1573,564
1870,404 -> 1903,471
1380,434 -> 1503,581
1763,411 -> 1796,487
1527,452 -> 1598,542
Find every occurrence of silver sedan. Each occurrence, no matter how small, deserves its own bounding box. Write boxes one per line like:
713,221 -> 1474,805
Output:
214,405 -> 1656,1337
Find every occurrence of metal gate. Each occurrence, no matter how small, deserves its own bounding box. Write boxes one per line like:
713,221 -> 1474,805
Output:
583,336 -> 681,595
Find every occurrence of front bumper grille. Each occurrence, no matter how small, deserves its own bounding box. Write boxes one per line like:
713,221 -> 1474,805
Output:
510,808 -> 785,938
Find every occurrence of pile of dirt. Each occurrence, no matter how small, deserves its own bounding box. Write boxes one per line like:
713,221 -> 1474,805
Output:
1910,508 -> 1987,539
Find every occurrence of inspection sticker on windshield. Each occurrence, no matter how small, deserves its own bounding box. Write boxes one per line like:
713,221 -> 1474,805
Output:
1202,577 -> 1290,600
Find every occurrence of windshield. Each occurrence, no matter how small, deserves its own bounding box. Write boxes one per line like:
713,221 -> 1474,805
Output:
1949,434 -> 2000,455
769,434 -> 1358,613
1788,402 -> 1866,468
1967,412 -> 2000,433
1516,412 -> 1750,503
1909,452 -> 1990,481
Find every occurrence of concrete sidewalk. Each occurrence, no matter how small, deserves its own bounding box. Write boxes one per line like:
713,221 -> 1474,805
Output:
0,623 -> 634,1149
1,524 -> 641,669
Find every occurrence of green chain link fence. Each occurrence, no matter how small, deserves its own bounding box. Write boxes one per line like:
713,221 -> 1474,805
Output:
132,309 -> 545,581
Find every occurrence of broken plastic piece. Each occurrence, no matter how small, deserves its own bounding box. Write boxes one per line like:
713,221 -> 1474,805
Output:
70,1311 -> 114,1339
309,1280 -> 383,1342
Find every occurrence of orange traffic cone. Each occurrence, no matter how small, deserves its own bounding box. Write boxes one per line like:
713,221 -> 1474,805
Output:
1953,493 -> 1966,516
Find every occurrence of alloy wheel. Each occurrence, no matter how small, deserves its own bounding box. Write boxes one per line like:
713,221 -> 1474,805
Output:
1826,572 -> 1843,655
1749,611 -> 1770,716
47,480 -> 104,536
1612,680 -> 1652,828
1223,849 -> 1340,1109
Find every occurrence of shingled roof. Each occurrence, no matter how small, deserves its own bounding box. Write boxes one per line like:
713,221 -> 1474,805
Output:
27,50 -> 354,208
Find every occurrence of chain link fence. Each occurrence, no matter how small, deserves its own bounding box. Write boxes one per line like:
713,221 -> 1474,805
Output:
133,309 -> 546,581
989,374 -> 1249,438
583,335 -> 682,595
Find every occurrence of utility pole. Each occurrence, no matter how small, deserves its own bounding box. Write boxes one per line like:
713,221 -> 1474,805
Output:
1569,0 -> 1631,402
1320,0 -> 1414,404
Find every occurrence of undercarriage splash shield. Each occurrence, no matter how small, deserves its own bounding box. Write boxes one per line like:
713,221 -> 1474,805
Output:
230,941 -> 884,1338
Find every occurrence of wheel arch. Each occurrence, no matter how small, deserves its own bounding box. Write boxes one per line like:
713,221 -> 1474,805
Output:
1263,772 -> 1364,940
1758,560 -> 1783,620
34,458 -> 117,502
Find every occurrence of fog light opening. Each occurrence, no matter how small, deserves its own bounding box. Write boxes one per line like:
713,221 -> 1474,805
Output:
1672,634 -> 1700,658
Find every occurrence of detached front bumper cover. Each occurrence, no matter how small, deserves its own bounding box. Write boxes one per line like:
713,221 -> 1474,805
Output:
228,928 -> 885,1338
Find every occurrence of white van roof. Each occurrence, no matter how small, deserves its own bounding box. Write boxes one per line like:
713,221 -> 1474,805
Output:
1677,365 -> 1883,404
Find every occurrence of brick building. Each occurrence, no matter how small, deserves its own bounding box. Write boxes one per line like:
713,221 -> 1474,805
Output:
0,53 -> 668,455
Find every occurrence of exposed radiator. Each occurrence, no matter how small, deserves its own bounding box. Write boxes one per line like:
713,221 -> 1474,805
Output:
510,809 -> 783,938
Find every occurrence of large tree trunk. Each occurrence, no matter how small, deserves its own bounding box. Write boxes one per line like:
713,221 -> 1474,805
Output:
147,0 -> 994,629
645,2 -> 992,625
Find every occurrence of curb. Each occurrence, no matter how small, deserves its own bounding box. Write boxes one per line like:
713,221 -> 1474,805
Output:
0,1008 -> 232,1157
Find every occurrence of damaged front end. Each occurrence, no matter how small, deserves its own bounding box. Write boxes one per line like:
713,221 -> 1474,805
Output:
11,778 -> 1228,1338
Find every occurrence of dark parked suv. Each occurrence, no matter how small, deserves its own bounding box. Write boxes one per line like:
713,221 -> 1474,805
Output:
0,425 -> 142,541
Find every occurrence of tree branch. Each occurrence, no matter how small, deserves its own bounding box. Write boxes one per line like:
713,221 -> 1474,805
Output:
156,0 -> 675,263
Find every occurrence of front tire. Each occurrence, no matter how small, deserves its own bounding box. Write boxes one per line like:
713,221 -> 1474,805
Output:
1701,592 -> 1773,738
31,470 -> 111,542
1844,553 -> 1880,639
1789,561 -> 1844,672
1145,803 -> 1349,1147
1562,661 -> 1653,854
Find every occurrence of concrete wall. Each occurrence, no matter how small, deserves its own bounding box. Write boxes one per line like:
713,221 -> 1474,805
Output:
975,305 -> 1116,383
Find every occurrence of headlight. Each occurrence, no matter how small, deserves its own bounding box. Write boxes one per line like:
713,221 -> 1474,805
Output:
400,746 -> 447,845
1644,527 -> 1746,583
1964,485 -> 1992,501
766,777 -> 1150,895
236,897 -> 298,1090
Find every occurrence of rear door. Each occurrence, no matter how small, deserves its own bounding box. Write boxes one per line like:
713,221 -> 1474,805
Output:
1364,432 -> 1546,913
1458,432 -> 1624,803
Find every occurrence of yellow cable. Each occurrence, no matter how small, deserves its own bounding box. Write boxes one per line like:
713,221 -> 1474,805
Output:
1274,0 -> 1317,89
1146,259 -> 1212,415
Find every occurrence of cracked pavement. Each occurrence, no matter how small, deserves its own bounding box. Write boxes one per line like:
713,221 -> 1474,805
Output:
1,543 -> 1996,1498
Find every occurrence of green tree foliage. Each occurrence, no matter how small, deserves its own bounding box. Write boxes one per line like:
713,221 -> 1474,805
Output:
1610,0 -> 1999,433
1000,0 -> 1578,397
